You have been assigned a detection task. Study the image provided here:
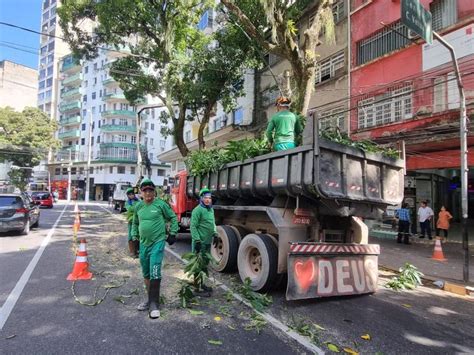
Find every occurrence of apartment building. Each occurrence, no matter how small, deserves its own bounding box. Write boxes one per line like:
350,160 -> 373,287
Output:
0,60 -> 38,110
49,51 -> 172,200
349,0 -> 474,219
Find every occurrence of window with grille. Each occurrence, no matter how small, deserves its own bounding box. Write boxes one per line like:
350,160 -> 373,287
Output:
430,0 -> 457,31
358,86 -> 413,129
356,21 -> 410,66
319,107 -> 346,131
315,51 -> 345,84
118,166 -> 125,174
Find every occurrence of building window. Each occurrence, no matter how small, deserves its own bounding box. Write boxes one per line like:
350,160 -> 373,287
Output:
109,166 -> 114,173
39,81 -> 45,89
39,69 -> 46,79
91,137 -> 94,146
82,123 -> 86,131
46,78 -> 53,87
55,168 -> 60,175
118,166 -> 125,174
157,169 -> 166,177
319,107 -> 346,132
358,86 -> 413,129
71,167 -> 77,175
48,42 -> 54,51
184,131 -> 191,143
131,136 -> 136,144
160,140 -> 166,148
119,118 -> 127,126
430,0 -> 457,32
97,136 -> 100,143
151,123 -> 155,130
332,0 -> 346,23
49,17 -> 56,27
47,53 -> 54,63
62,167 -> 67,175
433,72 -> 459,112
92,92 -> 96,100
315,51 -> 345,85
47,65 -> 54,76
356,21 -> 410,66
79,167 -> 84,175
198,10 -> 213,31
81,138 -> 85,145
84,66 -> 88,74
150,138 -> 154,146
130,166 -> 135,174
90,167 -> 94,174
83,95 -> 87,102
149,152 -> 153,161
233,108 -> 244,125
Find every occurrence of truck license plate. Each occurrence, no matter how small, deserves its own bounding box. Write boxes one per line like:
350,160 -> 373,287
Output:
293,216 -> 310,225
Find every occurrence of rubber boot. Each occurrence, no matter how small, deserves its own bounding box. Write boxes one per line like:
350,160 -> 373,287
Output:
148,279 -> 161,319
137,278 -> 150,311
128,241 -> 137,258
133,240 -> 140,258
396,233 -> 402,243
403,234 -> 411,245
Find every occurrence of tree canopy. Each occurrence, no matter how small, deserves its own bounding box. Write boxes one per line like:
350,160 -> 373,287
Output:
0,107 -> 59,191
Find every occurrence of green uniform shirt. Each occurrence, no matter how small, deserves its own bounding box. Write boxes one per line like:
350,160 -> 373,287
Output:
125,198 -> 140,224
266,110 -> 302,145
131,198 -> 179,247
190,205 -> 216,244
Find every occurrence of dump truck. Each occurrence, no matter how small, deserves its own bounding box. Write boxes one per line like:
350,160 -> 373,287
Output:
170,113 -> 404,300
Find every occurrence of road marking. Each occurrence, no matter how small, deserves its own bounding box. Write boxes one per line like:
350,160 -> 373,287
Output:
0,203 -> 69,330
165,247 -> 325,355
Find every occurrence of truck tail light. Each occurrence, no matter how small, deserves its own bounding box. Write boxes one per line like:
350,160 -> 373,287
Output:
15,208 -> 28,214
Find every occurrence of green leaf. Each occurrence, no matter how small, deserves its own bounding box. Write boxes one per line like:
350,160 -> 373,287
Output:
327,343 -> 340,352
189,309 -> 204,315
208,340 -> 222,345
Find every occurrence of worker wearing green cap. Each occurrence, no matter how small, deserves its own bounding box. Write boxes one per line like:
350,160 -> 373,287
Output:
190,188 -> 218,293
131,178 -> 178,319
125,187 -> 140,258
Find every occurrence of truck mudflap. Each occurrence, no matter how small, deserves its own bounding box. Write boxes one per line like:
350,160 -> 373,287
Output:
286,243 -> 380,301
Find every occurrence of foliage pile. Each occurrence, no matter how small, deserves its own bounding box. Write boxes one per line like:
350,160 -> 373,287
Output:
178,251 -> 213,307
185,137 -> 271,176
320,128 -> 399,159
385,263 -> 424,291
236,277 -> 273,312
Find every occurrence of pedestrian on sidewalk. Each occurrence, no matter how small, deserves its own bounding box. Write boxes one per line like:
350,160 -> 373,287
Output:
417,200 -> 434,240
436,206 -> 453,240
395,202 -> 411,244
190,188 -> 218,295
125,187 -> 140,258
131,178 -> 178,319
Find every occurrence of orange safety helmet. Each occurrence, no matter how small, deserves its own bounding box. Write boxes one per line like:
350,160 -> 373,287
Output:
275,96 -> 291,107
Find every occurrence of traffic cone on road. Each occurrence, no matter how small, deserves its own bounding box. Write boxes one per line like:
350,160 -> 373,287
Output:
67,238 -> 93,280
73,213 -> 81,233
431,237 -> 447,262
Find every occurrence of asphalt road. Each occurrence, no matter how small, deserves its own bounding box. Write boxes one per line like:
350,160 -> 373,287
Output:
1,202 -> 473,354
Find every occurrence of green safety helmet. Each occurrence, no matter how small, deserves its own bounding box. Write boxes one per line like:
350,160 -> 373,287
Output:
126,187 -> 135,195
140,178 -> 156,191
199,188 -> 211,197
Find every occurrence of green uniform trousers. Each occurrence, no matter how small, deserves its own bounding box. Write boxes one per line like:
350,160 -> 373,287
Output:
273,142 -> 296,151
139,240 -> 166,280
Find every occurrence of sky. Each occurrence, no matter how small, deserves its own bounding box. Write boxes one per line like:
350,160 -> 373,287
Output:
0,0 -> 41,69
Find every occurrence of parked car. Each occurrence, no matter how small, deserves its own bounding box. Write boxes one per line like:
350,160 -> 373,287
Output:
31,192 -> 54,208
0,193 -> 40,235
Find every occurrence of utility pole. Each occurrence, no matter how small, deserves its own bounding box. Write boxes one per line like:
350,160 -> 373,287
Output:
84,110 -> 93,202
432,31 -> 469,282
67,149 -> 72,202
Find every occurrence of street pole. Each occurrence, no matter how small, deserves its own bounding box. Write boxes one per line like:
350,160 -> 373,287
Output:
136,110 -> 142,184
67,149 -> 72,202
84,110 -> 93,202
432,31 -> 469,282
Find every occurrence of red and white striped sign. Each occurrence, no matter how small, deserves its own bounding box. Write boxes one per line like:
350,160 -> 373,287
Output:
289,243 -> 379,255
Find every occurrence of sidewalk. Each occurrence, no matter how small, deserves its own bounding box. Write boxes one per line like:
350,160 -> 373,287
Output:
372,235 -> 474,285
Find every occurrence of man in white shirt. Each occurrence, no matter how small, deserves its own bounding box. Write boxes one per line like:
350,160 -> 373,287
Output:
417,200 -> 434,240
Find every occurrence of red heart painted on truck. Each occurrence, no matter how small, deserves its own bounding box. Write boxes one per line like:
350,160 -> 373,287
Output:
294,259 -> 316,292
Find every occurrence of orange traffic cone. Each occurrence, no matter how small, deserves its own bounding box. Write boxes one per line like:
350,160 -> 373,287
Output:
67,239 -> 93,280
73,214 -> 81,233
431,237 -> 447,261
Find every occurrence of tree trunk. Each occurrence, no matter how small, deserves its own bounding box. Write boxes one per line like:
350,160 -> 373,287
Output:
172,102 -> 189,157
197,101 -> 215,150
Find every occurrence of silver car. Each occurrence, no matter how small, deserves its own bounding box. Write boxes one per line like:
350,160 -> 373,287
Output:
0,193 -> 40,235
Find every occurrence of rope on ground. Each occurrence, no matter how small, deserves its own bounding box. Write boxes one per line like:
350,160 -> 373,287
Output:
71,275 -> 128,307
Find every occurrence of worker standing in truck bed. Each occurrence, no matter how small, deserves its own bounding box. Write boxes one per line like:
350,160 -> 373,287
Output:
266,96 -> 302,151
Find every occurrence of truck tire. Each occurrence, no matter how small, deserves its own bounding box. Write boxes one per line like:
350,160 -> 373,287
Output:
211,225 -> 239,273
237,233 -> 278,292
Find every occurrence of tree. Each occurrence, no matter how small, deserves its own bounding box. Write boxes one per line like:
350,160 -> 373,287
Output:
220,0 -> 336,116
0,107 -> 59,191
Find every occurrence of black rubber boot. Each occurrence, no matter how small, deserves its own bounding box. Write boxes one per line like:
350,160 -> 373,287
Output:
403,234 -> 411,245
148,279 -> 161,319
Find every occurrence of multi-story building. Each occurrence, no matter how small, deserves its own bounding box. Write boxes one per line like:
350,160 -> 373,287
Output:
49,50 -> 172,200
37,0 -> 70,119
0,60 -> 38,110
349,0 -> 474,220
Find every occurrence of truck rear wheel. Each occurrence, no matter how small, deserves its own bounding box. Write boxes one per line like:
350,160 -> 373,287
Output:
211,225 -> 239,272
237,234 -> 278,292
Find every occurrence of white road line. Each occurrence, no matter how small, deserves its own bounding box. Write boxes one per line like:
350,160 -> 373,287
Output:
0,203 -> 69,330
165,246 -> 325,355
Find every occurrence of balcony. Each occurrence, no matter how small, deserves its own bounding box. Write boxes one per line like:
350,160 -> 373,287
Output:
102,110 -> 136,118
100,142 -> 137,149
102,45 -> 130,59
102,93 -> 127,102
100,124 -> 137,133
59,116 -> 81,127
61,57 -> 81,74
62,72 -> 82,87
102,77 -> 118,88
59,101 -> 81,113
58,129 -> 81,139
60,88 -> 81,100
95,155 -> 137,163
